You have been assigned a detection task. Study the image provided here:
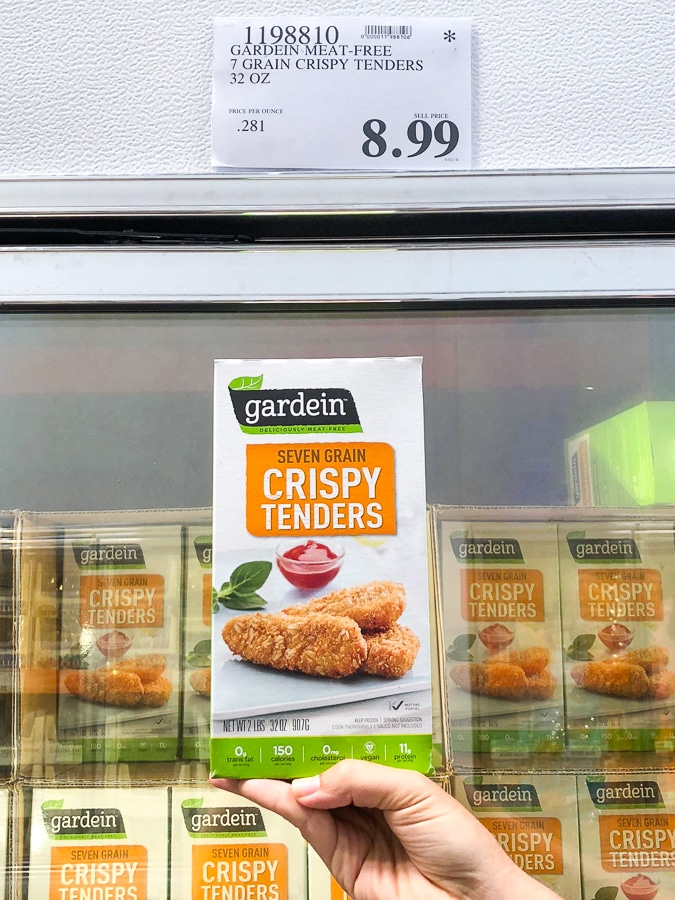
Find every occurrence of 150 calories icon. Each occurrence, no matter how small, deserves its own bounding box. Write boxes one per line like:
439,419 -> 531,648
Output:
361,118 -> 459,159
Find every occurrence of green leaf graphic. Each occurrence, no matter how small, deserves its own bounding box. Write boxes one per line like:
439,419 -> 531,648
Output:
221,592 -> 267,610
187,638 -> 212,667
567,633 -> 596,660
572,634 -> 596,652
229,561 -> 273,595
229,375 -> 263,391
181,798 -> 204,809
567,646 -> 594,662
42,800 -> 64,810
446,633 -> 476,662
594,887 -> 618,900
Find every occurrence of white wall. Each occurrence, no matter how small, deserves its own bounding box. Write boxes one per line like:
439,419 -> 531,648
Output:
3,0 -> 674,175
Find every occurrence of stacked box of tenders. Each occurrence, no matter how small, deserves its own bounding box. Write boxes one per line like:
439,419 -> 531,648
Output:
220,580 -> 420,682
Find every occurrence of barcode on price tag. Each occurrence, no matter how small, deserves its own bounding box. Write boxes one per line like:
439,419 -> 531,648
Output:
211,17 -> 472,171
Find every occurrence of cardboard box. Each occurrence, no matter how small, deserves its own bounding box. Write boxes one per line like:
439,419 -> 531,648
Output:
560,521 -> 675,755
181,523 -> 213,761
578,772 -> 675,900
0,788 -> 7,900
18,511 -> 183,771
453,773 -> 582,899
171,785 -> 307,900
435,513 -> 564,757
566,401 -> 675,507
26,785 -> 169,900
210,357 -> 432,779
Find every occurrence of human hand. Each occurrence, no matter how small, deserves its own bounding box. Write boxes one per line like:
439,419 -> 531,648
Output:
211,759 -> 561,900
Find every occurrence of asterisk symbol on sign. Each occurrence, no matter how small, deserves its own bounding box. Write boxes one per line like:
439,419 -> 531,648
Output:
444,30 -> 456,42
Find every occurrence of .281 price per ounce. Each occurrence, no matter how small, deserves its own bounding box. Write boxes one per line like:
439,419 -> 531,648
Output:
362,118 -> 459,159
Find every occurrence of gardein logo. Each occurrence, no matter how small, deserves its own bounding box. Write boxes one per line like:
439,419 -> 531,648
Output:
72,543 -> 146,569
462,779 -> 542,812
180,799 -> 266,838
565,531 -> 641,564
193,535 -> 212,568
450,532 -> 524,564
586,778 -> 664,809
228,375 -> 362,435
42,801 -> 127,839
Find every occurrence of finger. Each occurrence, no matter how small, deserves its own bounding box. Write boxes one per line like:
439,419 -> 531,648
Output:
292,759 -> 444,815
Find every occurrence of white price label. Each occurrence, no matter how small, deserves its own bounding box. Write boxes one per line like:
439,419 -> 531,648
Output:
211,17 -> 472,170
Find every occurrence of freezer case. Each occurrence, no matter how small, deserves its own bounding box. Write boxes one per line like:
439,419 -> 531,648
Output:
4,171 -> 675,900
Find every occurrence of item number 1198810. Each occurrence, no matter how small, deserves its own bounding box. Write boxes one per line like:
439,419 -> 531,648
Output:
362,118 -> 459,158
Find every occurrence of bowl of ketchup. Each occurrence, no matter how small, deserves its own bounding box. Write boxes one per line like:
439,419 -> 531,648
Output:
621,874 -> 659,900
478,623 -> 515,654
276,539 -> 345,591
598,622 -> 635,653
96,630 -> 131,660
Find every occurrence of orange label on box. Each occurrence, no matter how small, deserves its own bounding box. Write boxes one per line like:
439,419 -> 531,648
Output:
331,876 -> 352,900
599,814 -> 675,871
49,845 -> 147,900
245,442 -> 396,537
481,817 -> 563,875
578,569 -> 663,621
191,843 -> 287,900
202,575 -> 212,627
79,574 -> 164,628
460,569 -> 545,621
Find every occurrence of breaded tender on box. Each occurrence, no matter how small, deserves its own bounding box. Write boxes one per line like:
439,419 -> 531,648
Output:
524,669 -> 557,700
361,625 -> 420,678
223,612 -> 367,678
570,660 -> 649,699
648,670 -> 675,700
115,654 -> 166,684
283,580 -> 405,631
63,669 -> 144,707
450,662 -> 528,700
621,646 -> 669,676
136,676 -> 173,707
487,647 -> 550,676
190,667 -> 211,697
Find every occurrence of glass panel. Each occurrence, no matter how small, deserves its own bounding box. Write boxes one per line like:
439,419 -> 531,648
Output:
0,308 -> 668,510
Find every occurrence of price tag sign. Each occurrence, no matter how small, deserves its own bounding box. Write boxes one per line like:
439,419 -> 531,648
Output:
212,17 -> 471,170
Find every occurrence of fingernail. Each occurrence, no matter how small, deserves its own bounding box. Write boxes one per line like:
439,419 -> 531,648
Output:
292,775 -> 321,798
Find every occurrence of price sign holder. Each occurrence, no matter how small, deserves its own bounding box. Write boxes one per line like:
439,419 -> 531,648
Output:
212,17 -> 471,171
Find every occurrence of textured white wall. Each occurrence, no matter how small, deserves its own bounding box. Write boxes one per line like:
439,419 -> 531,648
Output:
2,0 -> 674,175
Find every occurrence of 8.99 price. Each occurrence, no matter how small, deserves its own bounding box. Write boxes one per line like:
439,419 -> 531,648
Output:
362,118 -> 459,158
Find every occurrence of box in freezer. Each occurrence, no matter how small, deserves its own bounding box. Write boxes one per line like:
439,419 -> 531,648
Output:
19,511 -> 182,770
560,521 -> 675,755
210,357 -> 432,779
0,788 -> 7,900
578,772 -> 675,900
0,513 -> 16,779
181,523 -> 213,761
435,514 -> 564,757
453,773 -> 581,899
26,784 -> 169,900
566,401 -> 675,507
171,784 -> 307,900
